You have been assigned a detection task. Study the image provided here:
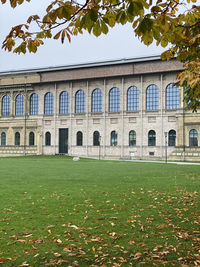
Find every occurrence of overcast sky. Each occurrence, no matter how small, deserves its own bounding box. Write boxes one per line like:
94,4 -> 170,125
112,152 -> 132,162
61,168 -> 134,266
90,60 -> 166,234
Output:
0,1 -> 165,72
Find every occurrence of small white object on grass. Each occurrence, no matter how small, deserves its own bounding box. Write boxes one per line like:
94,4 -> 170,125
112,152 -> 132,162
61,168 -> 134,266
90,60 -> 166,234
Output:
73,156 -> 80,161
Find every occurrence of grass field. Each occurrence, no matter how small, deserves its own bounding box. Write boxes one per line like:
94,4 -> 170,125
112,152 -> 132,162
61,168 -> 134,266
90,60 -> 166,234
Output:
0,156 -> 199,266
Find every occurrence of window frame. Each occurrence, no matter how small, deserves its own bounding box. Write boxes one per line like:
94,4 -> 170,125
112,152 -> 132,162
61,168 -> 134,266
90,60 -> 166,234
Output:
93,131 -> 100,146
129,130 -> 136,147
15,132 -> 20,146
30,93 -> 39,115
148,130 -> 156,146
45,132 -> 51,146
75,90 -> 85,114
29,132 -> 35,146
168,129 -> 176,147
77,131 -> 83,146
91,88 -> 102,113
111,130 -> 117,146
59,91 -> 69,114
189,129 -> 198,147
1,132 -> 6,146
146,84 -> 159,111
109,87 -> 120,113
44,92 -> 54,115
2,95 -> 10,116
127,86 -> 139,112
15,94 -> 24,116
166,83 -> 179,110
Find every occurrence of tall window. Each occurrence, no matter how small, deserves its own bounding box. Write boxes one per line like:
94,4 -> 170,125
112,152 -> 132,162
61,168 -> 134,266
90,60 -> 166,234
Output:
1,132 -> 6,146
146,84 -> 159,111
29,132 -> 35,146
93,131 -> 100,146
15,132 -> 20,146
45,132 -> 51,146
2,95 -> 10,116
166,83 -> 179,110
15,94 -> 24,116
148,130 -> 156,146
75,90 -> 85,113
44,92 -> 53,115
59,91 -> 69,114
168,130 -> 176,146
127,86 -> 139,111
111,131 -> 117,146
189,129 -> 198,147
77,131 -> 83,146
30,93 -> 39,115
109,87 -> 120,112
129,130 -> 136,146
91,88 -> 102,113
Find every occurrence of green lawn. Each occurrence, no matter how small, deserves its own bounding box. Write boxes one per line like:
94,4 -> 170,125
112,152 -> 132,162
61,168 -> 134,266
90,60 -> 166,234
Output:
0,156 -> 199,266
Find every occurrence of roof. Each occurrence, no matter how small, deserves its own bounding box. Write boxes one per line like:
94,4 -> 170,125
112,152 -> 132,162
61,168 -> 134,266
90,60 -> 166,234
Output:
0,55 -> 161,76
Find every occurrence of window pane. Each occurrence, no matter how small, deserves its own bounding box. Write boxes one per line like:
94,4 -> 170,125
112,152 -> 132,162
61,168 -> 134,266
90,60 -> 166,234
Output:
15,132 -> 20,146
127,86 -> 139,111
189,129 -> 198,147
168,130 -> 176,146
30,93 -> 38,115
1,132 -> 6,146
146,85 -> 159,111
44,92 -> 53,115
2,95 -> 10,116
129,130 -> 136,146
93,131 -> 100,146
111,131 -> 117,146
59,91 -> 69,114
75,90 -> 85,113
45,132 -> 51,146
77,131 -> 83,146
109,87 -> 120,112
92,89 -> 102,113
15,94 -> 24,116
166,84 -> 179,110
148,130 -> 156,146
29,132 -> 35,146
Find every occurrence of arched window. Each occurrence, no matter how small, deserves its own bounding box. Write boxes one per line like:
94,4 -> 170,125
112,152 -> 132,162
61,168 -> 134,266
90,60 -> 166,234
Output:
109,87 -> 120,112
59,91 -> 69,114
44,92 -> 53,115
15,94 -> 24,116
75,90 -> 85,113
1,132 -> 6,146
29,132 -> 35,146
2,95 -> 10,116
168,130 -> 176,146
45,132 -> 51,146
189,129 -> 198,147
15,132 -> 20,146
146,85 -> 159,111
129,130 -> 136,146
93,131 -> 100,146
166,83 -> 179,110
77,131 -> 83,146
127,86 -> 139,111
91,88 -> 102,113
30,93 -> 39,115
111,131 -> 117,146
148,130 -> 156,146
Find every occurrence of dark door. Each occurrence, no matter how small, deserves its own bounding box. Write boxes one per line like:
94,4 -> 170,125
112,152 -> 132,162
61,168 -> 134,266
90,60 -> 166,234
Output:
59,128 -> 68,154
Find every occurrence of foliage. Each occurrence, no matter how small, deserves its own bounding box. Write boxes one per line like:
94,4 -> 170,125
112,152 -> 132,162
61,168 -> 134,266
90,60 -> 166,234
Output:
1,0 -> 200,110
0,156 -> 200,266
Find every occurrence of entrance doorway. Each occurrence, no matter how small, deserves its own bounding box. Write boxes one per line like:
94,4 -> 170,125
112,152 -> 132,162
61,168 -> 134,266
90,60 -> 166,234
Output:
59,128 -> 68,154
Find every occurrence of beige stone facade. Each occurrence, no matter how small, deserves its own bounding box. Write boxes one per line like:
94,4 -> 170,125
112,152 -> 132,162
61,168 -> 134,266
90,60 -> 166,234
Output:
0,56 -> 199,161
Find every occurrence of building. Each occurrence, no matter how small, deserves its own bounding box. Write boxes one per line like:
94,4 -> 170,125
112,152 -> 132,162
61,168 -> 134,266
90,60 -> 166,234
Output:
0,55 -> 199,161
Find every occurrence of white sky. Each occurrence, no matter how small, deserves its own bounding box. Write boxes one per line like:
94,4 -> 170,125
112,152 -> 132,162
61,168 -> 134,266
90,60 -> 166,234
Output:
0,1 -> 166,72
